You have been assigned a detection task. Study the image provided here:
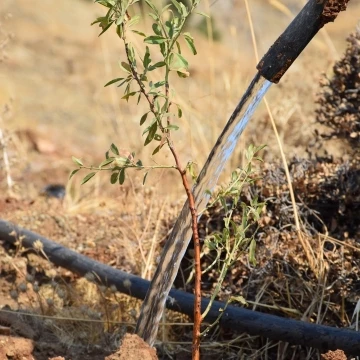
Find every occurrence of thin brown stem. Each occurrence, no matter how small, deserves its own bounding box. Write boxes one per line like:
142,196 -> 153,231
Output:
122,19 -> 202,358
168,140 -> 202,360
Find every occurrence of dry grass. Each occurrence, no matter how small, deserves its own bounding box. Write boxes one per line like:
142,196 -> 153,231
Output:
1,0 -> 358,180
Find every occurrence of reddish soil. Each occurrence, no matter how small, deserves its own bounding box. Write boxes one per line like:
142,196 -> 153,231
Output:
321,350 -> 347,360
0,336 -> 34,360
105,334 -> 158,360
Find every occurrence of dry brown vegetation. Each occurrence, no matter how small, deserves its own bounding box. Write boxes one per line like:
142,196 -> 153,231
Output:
0,0 -> 359,359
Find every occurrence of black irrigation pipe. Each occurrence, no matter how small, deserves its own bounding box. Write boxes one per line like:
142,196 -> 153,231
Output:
0,218 -> 359,355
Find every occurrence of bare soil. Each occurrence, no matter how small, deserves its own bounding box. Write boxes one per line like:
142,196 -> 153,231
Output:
106,334 -> 158,360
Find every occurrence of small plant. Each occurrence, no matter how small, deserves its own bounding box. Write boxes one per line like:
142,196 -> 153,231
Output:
71,1 -> 265,357
199,144 -> 265,333
71,0 -> 206,357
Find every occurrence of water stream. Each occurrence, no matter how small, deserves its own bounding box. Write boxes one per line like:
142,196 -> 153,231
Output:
136,72 -> 272,344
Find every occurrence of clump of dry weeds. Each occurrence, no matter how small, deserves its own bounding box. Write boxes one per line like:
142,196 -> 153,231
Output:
174,155 -> 360,359
170,26 -> 360,359
316,26 -> 360,152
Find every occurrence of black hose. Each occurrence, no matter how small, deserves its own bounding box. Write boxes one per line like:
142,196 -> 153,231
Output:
257,0 -> 350,83
0,219 -> 359,355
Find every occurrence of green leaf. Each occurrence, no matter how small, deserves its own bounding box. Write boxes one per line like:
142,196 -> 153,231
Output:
127,44 -> 136,64
122,91 -> 137,101
115,156 -> 131,166
132,30 -> 146,37
95,0 -> 115,5
140,112 -> 149,126
154,134 -> 162,141
143,171 -> 149,185
140,74 -> 148,81
170,53 -> 189,74
143,46 -> 151,70
152,145 -> 161,155
159,42 -> 166,57
148,90 -> 159,96
148,12 -> 158,21
116,24 -> 123,38
161,4 -> 172,13
99,158 -> 115,168
175,53 -> 188,68
127,15 -> 140,27
81,172 -> 96,185
144,0 -> 158,13
125,82 -> 131,96
117,77 -> 132,88
94,0 -> 114,8
205,239 -> 216,251
72,156 -> 83,166
110,143 -> 120,155
220,197 -> 228,213
165,124 -> 179,131
104,7 -> 112,21
255,144 -> 267,153
230,295 -> 247,306
136,160 -> 143,167
152,80 -> 166,88
205,189 -> 212,196
165,21 -> 174,39
148,61 -> 166,71
187,161 -> 197,181
69,169 -> 80,180
144,35 -> 167,44
149,122 -> 158,139
119,61 -> 131,73
195,11 -> 210,18
91,16 -> 106,26
171,0 -> 182,13
176,104 -> 182,118
144,123 -> 157,146
175,41 -> 181,54
142,118 -> 157,135
104,78 -> 124,87
152,23 -> 162,36
142,125 -> 150,135
110,172 -> 119,184
176,68 -> 190,78
183,33 -> 197,55
119,168 -> 126,185
155,98 -> 160,112
249,238 -> 257,265
179,1 -> 188,16
116,14 -> 125,26
98,21 -> 114,36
